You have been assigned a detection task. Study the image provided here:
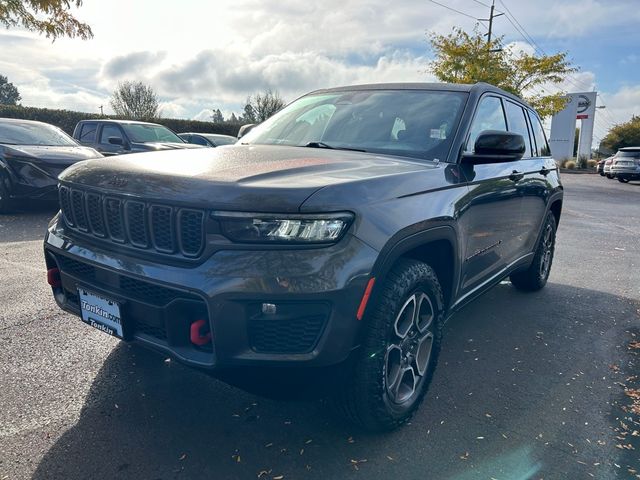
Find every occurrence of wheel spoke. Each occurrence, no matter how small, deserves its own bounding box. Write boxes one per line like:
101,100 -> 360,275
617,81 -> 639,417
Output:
394,294 -> 416,339
385,345 -> 403,394
413,332 -> 434,376
395,367 -> 417,403
414,293 -> 434,333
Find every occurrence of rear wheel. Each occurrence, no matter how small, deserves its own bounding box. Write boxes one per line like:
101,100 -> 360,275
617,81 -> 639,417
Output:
333,259 -> 444,431
618,177 -> 629,183
510,212 -> 557,292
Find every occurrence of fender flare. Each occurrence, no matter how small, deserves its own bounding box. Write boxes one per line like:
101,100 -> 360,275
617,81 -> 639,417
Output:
368,224 -> 461,310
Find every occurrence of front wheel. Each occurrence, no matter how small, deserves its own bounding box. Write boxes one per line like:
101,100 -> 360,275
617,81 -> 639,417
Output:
510,212 -> 557,292
618,177 -> 629,183
333,259 -> 444,431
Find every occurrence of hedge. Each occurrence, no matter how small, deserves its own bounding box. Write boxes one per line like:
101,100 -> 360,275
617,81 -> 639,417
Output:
0,105 -> 240,137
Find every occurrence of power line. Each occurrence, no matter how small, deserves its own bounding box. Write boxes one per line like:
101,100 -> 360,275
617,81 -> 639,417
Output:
427,0 -> 489,28
497,0 -> 593,93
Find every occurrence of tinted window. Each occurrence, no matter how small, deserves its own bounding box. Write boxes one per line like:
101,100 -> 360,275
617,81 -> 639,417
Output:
504,101 -> 532,158
100,124 -> 123,144
121,124 -> 182,143
618,150 -> 640,159
241,90 -> 468,162
0,121 -> 77,146
79,122 -> 97,143
190,135 -> 209,146
466,96 -> 506,153
527,111 -> 550,156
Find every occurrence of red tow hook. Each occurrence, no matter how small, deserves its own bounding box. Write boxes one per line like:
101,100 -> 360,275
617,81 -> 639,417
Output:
190,319 -> 212,346
47,267 -> 61,288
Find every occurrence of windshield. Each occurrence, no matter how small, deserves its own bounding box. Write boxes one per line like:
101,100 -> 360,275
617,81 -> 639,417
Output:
121,123 -> 183,143
240,89 -> 467,161
202,134 -> 236,146
617,150 -> 640,159
0,121 -> 77,146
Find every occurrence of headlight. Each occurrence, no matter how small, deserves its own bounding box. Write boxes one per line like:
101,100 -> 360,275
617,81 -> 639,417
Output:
212,212 -> 354,244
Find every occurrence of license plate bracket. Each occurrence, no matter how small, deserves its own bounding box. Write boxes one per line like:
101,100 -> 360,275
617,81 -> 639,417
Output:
78,287 -> 124,339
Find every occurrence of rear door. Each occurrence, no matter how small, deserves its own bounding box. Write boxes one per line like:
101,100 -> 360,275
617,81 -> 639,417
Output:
76,122 -> 98,148
503,100 -> 549,255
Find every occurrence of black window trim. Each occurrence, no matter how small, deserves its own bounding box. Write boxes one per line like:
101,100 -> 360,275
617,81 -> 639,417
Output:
503,99 -> 534,159
526,108 -> 552,158
464,93 -> 508,153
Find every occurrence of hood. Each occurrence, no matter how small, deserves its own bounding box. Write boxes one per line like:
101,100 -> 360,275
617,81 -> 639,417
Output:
59,145 -> 439,213
135,142 -> 204,150
2,144 -> 103,165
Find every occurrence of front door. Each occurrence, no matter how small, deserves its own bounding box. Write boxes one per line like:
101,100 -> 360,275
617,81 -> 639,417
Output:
457,95 -> 527,296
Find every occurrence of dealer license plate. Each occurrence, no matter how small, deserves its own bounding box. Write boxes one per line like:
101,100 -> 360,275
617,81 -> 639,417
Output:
78,287 -> 123,338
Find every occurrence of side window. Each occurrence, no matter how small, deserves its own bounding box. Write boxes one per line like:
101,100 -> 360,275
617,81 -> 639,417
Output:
466,96 -> 507,152
504,101 -> 533,158
527,110 -> 551,156
190,135 -> 209,146
99,124 -> 123,144
79,122 -> 97,143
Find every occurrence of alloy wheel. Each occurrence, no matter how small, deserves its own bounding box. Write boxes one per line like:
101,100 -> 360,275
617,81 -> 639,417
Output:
539,222 -> 554,279
384,292 -> 435,405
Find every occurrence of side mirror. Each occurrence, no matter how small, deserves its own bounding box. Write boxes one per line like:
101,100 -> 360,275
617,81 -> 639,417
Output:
237,124 -> 256,139
108,136 -> 124,146
462,130 -> 525,164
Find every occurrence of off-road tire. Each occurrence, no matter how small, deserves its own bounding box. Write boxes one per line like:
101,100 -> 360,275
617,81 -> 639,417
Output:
333,259 -> 444,432
510,212 -> 557,292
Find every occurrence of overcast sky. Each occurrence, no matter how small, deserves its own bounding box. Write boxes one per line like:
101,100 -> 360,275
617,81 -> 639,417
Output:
1,0 -> 639,144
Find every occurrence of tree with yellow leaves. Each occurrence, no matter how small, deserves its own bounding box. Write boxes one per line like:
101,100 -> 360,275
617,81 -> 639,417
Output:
0,0 -> 92,40
428,27 -> 578,118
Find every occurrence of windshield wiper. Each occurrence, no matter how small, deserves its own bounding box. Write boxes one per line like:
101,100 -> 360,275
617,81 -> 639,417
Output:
303,141 -> 366,152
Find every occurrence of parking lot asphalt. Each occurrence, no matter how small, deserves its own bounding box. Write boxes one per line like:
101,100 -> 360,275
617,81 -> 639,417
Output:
1,174 -> 639,480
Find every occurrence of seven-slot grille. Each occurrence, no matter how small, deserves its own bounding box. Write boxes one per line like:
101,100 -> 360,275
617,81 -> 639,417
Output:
59,186 -> 205,257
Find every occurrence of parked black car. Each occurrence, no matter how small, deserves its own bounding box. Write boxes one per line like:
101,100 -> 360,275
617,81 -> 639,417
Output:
45,83 -> 562,431
73,119 -> 202,156
178,132 -> 237,147
0,118 -> 102,212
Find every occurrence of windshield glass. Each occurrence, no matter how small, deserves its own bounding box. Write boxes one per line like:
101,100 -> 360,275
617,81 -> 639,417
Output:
121,124 -> 183,143
241,89 -> 467,161
0,121 -> 77,146
203,134 -> 236,146
617,150 -> 640,159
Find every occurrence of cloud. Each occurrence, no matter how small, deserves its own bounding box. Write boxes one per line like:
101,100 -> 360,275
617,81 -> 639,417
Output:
102,51 -> 167,78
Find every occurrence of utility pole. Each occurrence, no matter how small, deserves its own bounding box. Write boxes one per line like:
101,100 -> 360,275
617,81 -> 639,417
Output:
99,105 -> 104,116
480,0 -> 504,50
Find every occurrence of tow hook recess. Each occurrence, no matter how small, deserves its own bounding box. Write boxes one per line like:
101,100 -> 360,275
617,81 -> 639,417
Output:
190,319 -> 211,346
47,267 -> 61,288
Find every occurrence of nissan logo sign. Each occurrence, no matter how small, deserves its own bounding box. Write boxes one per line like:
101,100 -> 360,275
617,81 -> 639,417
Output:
577,95 -> 591,114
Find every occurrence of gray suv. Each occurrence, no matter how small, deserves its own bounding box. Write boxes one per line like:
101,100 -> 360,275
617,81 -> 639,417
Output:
45,83 -> 562,431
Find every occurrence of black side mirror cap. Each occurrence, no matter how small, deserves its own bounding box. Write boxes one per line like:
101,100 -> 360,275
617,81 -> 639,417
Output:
462,130 -> 525,165
107,136 -> 124,146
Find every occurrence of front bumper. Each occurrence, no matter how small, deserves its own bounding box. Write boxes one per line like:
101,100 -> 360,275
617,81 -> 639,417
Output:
44,215 -> 379,370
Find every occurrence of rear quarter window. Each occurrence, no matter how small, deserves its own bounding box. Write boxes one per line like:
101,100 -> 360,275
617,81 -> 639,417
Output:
78,122 -> 97,143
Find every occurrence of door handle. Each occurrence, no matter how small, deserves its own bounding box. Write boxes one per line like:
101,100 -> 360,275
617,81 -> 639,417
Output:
509,170 -> 524,182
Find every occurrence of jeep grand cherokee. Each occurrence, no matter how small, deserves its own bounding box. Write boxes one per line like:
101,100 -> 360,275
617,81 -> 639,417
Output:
44,83 -> 563,431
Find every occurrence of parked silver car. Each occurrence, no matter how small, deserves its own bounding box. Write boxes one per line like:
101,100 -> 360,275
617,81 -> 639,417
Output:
610,147 -> 640,183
